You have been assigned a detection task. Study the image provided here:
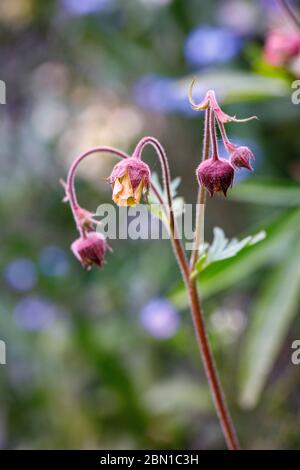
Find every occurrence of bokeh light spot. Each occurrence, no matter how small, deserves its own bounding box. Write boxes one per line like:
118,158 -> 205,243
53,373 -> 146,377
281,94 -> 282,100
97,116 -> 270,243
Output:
140,298 -> 180,339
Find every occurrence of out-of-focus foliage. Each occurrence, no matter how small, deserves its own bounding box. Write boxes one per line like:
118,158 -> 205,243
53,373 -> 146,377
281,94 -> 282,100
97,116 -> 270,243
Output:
1,0 -> 300,450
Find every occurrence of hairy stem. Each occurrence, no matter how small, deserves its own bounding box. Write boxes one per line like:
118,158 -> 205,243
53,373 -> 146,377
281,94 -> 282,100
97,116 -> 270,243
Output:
187,281 -> 240,450
66,140 -> 241,449
134,137 -> 240,449
217,119 -> 236,153
190,107 -> 211,270
133,136 -> 190,281
210,111 -> 219,161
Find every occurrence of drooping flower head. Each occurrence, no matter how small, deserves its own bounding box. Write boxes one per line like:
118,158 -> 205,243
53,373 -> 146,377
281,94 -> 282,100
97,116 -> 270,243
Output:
108,157 -> 151,207
71,232 -> 110,270
196,157 -> 234,197
230,146 -> 254,171
189,81 -> 257,197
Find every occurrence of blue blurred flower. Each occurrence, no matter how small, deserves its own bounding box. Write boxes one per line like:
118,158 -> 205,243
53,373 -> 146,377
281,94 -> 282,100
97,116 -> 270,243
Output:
39,246 -> 69,277
4,258 -> 37,292
184,26 -> 242,67
133,74 -> 194,115
13,296 -> 59,331
140,298 -> 180,339
61,0 -> 114,16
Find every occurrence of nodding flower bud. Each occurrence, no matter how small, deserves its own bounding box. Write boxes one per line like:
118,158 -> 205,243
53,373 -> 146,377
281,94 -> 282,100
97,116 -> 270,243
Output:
71,232 -> 110,270
196,157 -> 234,197
108,157 -> 151,207
74,206 -> 98,230
230,146 -> 254,171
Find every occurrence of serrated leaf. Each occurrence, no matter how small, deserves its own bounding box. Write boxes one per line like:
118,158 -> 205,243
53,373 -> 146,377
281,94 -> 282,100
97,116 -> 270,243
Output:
170,208 -> 300,308
170,176 -> 181,197
239,235 -> 300,409
193,227 -> 266,275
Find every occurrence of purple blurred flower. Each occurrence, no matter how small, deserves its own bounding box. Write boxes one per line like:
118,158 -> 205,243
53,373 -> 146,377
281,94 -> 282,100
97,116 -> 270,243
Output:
4,258 -> 37,292
61,0 -> 114,16
39,246 -> 69,277
261,0 -> 281,12
140,298 -> 180,339
13,296 -> 59,331
216,0 -> 258,35
184,26 -> 242,67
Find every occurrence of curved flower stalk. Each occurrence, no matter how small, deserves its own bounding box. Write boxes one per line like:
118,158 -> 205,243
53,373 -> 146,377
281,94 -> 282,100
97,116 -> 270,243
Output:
188,79 -> 257,123
188,79 -> 256,268
62,84 -> 258,449
63,146 -> 166,269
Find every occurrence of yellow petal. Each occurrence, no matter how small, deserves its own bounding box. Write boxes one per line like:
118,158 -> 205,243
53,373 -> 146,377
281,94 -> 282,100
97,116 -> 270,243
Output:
133,179 -> 144,205
112,178 -> 123,197
112,173 -> 136,207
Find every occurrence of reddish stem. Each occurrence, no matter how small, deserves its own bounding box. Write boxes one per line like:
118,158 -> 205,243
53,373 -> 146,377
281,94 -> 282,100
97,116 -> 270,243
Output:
188,282 -> 240,450
133,136 -> 190,281
217,119 -> 236,153
209,112 -> 220,161
134,136 -> 240,450
66,139 -> 241,449
190,106 -> 211,270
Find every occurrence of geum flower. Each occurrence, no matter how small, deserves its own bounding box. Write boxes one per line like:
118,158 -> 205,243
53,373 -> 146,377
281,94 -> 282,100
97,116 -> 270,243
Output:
108,157 -> 151,207
196,157 -> 234,197
230,146 -> 254,171
188,81 -> 257,123
71,232 -> 110,270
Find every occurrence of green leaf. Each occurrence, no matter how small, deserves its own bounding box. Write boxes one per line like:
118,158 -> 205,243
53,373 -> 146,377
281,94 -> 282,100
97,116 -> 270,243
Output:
230,179 -> 300,206
170,208 -> 300,308
144,377 -> 211,415
193,227 -> 266,275
239,235 -> 300,409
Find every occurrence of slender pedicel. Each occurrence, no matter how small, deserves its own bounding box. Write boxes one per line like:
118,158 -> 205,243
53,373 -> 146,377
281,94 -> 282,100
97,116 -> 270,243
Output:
133,137 -> 240,449
65,146 -> 167,231
188,79 -> 257,123
63,85 -> 251,447
190,106 -> 211,270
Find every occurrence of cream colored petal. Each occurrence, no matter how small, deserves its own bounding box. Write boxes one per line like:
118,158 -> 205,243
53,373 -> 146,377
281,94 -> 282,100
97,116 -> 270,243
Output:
112,173 -> 136,207
112,178 -> 123,197
133,179 -> 144,205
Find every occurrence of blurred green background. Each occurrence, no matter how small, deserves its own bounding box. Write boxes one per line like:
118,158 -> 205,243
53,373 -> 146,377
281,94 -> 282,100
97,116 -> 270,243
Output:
1,0 -> 300,450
